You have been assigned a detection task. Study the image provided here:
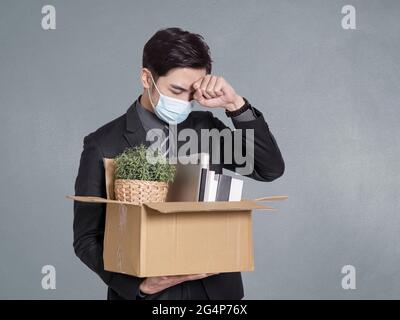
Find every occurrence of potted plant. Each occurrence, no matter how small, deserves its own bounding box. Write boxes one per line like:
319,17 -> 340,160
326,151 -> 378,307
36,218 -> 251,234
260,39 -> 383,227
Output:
113,144 -> 176,204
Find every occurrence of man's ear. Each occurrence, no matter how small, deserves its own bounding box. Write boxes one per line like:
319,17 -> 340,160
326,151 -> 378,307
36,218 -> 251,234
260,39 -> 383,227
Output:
140,68 -> 152,89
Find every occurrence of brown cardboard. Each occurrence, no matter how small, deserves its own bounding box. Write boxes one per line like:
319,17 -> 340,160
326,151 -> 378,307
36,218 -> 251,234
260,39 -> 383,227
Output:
67,158 -> 287,277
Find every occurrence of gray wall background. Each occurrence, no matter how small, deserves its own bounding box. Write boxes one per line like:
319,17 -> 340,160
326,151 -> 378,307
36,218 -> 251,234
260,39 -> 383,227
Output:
0,0 -> 399,299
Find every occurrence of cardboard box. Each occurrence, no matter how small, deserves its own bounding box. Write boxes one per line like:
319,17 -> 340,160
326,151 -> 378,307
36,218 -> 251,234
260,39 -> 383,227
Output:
68,159 -> 287,277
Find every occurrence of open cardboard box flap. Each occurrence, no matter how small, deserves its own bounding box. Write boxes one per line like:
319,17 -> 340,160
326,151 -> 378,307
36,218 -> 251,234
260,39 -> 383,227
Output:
143,199 -> 271,213
66,157 -> 286,213
66,195 -> 276,212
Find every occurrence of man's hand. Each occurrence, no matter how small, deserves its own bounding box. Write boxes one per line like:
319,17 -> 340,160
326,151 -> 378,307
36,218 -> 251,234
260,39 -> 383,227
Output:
192,75 -> 245,111
139,273 -> 219,295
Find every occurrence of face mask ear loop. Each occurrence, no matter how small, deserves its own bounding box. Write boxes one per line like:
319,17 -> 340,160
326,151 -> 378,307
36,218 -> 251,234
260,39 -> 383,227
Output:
147,86 -> 156,110
149,72 -> 162,96
147,72 -> 161,110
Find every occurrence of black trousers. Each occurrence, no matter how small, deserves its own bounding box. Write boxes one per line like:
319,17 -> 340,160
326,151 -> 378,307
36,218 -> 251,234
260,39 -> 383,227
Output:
107,279 -> 209,300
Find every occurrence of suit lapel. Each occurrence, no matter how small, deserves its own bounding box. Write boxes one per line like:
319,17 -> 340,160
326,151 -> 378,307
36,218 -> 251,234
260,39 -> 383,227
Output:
123,101 -> 149,148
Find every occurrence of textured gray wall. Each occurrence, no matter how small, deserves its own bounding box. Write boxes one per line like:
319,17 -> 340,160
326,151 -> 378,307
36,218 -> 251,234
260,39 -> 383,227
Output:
0,0 -> 399,299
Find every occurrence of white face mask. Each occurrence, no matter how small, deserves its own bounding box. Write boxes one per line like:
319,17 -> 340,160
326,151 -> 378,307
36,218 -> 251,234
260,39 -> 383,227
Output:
147,72 -> 195,124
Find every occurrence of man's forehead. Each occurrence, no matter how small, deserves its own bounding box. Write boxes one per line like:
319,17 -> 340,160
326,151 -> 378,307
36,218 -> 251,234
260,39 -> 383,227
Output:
163,68 -> 206,86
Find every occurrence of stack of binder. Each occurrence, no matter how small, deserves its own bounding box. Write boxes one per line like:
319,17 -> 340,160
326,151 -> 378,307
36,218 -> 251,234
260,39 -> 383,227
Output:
167,153 -> 243,202
200,170 -> 243,202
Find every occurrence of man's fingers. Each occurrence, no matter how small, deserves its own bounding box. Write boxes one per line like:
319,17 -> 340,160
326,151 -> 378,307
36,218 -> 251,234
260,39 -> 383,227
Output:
158,275 -> 183,286
183,273 -> 218,281
194,89 -> 209,106
193,88 -> 203,101
199,88 -> 211,100
193,75 -> 226,101
184,274 -> 206,281
214,77 -> 224,96
199,75 -> 212,99
205,76 -> 218,98
192,78 -> 202,90
199,75 -> 211,88
155,273 -> 220,291
165,274 -> 196,286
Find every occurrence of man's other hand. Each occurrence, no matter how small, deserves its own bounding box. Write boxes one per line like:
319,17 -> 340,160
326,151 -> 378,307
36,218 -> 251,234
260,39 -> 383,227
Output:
139,273 -> 219,295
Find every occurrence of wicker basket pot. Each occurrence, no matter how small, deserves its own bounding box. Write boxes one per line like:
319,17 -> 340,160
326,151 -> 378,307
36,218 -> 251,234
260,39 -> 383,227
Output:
114,179 -> 169,205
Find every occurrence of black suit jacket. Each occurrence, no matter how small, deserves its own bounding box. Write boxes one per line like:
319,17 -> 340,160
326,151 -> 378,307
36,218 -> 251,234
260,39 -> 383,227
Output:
73,98 -> 285,300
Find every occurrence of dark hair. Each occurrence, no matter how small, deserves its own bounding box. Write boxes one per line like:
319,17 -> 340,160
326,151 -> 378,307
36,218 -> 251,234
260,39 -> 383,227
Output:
142,27 -> 212,79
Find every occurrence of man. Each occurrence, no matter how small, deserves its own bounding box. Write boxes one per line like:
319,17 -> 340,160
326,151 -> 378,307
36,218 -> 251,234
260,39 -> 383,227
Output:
73,27 -> 285,300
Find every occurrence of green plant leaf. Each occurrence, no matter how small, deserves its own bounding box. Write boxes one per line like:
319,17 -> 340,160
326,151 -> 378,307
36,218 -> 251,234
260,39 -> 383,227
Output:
114,144 -> 176,182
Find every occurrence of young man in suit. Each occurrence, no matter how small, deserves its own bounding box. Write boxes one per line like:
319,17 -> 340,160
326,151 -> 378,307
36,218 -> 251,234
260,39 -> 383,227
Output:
73,27 -> 285,300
